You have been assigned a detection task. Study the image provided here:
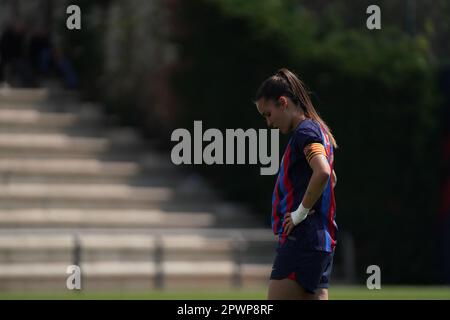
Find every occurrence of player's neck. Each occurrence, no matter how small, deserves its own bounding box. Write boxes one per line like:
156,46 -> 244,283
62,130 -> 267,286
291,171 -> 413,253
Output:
291,113 -> 307,132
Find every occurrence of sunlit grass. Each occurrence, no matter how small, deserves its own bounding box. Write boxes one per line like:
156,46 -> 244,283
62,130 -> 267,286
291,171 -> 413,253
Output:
1,286 -> 450,300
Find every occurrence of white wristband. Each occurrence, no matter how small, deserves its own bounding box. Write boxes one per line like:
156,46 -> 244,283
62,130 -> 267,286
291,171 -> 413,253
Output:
291,203 -> 310,225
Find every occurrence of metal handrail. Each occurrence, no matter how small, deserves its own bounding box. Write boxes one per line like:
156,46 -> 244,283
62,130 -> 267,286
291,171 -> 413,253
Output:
0,228 -> 356,287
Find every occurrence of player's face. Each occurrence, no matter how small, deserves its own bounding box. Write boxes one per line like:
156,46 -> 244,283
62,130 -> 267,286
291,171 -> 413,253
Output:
256,98 -> 291,134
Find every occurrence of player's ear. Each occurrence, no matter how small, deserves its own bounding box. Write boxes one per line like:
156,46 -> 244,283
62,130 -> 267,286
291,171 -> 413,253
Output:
278,96 -> 288,109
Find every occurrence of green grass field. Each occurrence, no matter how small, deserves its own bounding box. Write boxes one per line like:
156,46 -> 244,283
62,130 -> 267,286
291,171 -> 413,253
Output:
1,286 -> 450,300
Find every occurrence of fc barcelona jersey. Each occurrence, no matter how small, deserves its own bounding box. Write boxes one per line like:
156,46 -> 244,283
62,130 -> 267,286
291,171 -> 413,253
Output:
271,118 -> 337,252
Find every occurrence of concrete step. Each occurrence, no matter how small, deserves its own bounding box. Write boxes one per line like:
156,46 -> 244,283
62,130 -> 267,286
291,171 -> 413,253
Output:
0,136 -> 160,161
0,157 -> 142,185
0,201 -> 259,229
0,132 -> 145,154
0,199 -> 210,211
0,211 -> 252,230
0,108 -> 146,144
0,183 -> 171,204
0,233 -> 228,249
0,261 -> 271,291
0,109 -> 107,135
0,87 -> 80,105
0,108 -> 79,128
0,133 -> 109,156
0,230 -> 275,262
0,104 -> 104,121
0,228 -> 273,290
0,154 -> 182,185
0,125 -> 103,136
0,144 -> 175,170
0,233 -> 237,263
0,231 -> 275,262
0,173 -> 181,186
0,181 -> 225,210
0,209 -> 216,229
0,158 -> 138,177
0,101 -> 106,126
0,87 -> 50,104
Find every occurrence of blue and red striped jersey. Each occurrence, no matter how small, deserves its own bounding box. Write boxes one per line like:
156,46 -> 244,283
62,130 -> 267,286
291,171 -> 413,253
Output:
271,118 -> 337,252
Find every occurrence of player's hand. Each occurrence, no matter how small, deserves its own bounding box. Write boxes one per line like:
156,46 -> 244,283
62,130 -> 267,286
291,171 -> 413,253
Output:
283,209 -> 316,235
283,212 -> 295,235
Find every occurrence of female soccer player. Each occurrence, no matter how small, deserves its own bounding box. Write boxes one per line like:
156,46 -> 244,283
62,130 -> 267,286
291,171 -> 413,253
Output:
255,68 -> 338,300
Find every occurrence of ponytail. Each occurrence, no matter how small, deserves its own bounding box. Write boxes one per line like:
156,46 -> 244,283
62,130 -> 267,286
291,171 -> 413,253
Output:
256,68 -> 338,149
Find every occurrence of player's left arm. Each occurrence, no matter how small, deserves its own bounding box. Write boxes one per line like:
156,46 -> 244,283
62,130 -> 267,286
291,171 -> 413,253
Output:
284,143 -> 331,235
300,153 -> 331,208
332,169 -> 337,189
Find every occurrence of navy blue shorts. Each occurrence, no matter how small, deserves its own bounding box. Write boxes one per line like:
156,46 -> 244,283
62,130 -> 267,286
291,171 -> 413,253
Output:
270,235 -> 334,294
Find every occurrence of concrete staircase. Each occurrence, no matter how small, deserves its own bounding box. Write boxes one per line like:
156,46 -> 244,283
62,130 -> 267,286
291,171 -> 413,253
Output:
0,86 -> 275,292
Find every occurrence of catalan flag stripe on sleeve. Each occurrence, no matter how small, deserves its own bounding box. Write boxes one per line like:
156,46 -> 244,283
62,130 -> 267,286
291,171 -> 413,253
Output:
304,143 -> 327,164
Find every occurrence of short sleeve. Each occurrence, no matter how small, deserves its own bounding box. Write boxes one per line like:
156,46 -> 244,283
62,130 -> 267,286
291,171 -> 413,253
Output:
293,127 -> 323,154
